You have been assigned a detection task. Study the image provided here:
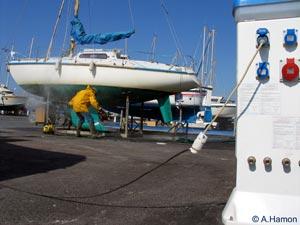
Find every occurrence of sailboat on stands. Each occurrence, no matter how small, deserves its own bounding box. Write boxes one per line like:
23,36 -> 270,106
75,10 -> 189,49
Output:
0,84 -> 27,113
7,0 -> 199,123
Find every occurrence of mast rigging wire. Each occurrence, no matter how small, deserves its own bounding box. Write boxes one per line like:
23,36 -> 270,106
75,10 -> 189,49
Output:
128,0 -> 135,29
61,0 -> 72,54
196,34 -> 212,76
209,30 -> 216,86
87,0 -> 95,51
46,0 -> 66,60
160,0 -> 187,66
192,32 -> 203,68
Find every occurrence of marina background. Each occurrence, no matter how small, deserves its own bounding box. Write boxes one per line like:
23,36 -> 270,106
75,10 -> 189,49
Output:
0,0 -> 236,97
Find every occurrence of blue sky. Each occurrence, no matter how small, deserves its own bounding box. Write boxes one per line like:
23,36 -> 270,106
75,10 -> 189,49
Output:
0,0 -> 236,97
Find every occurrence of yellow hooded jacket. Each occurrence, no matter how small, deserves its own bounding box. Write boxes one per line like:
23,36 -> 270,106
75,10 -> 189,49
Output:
68,85 -> 100,113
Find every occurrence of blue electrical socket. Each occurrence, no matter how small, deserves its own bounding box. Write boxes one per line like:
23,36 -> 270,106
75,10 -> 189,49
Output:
256,28 -> 270,47
256,62 -> 270,80
284,29 -> 298,46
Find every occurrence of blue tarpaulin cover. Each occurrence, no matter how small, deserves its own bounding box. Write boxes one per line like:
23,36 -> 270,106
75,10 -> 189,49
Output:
233,0 -> 298,8
70,16 -> 135,45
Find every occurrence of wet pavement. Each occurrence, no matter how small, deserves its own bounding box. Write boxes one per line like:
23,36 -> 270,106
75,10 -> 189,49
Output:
0,115 -> 236,225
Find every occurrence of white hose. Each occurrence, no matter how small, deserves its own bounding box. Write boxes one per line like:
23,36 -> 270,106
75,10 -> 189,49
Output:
190,41 -> 265,153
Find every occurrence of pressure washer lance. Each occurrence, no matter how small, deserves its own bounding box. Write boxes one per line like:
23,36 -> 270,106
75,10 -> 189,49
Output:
190,41 -> 266,153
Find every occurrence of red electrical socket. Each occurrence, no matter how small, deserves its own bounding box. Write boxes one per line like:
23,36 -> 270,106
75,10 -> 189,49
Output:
281,58 -> 299,81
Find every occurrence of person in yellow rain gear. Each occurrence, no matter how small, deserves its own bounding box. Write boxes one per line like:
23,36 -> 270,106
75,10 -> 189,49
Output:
68,85 -> 102,137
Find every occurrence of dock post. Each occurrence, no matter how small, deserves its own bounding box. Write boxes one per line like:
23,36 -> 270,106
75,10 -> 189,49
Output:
139,101 -> 144,135
123,95 -> 129,138
130,115 -> 134,132
119,109 -> 124,132
179,105 -> 183,125
45,88 -> 50,124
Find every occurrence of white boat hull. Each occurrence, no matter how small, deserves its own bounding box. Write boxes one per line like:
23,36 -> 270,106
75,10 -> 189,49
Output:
8,61 -> 197,93
211,104 -> 236,118
8,60 -> 198,109
0,95 -> 27,107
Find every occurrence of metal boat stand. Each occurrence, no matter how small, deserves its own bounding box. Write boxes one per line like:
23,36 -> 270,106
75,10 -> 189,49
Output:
120,95 -> 130,138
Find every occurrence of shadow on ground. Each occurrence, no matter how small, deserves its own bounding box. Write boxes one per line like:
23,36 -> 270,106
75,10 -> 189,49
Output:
0,136 -> 85,181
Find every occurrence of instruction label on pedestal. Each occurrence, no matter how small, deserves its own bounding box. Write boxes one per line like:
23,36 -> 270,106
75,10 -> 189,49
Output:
239,83 -> 280,115
273,117 -> 300,150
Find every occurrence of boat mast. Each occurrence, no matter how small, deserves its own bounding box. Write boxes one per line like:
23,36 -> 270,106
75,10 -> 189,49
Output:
196,27 -> 216,86
125,0 -> 135,56
209,30 -> 216,86
200,26 -> 207,83
63,0 -> 79,57
74,0 -> 79,17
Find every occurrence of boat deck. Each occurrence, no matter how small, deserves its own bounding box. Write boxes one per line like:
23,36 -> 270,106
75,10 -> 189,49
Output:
0,115 -> 235,225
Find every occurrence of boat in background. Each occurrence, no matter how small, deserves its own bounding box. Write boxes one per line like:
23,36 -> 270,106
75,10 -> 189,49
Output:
176,92 -> 236,119
209,96 -> 236,118
0,84 -> 27,114
125,89 -> 236,123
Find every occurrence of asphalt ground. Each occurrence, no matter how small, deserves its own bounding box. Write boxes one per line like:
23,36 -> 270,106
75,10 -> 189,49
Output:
0,115 -> 236,225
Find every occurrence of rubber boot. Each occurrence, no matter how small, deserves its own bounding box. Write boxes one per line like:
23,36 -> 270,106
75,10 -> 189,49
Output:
89,121 -> 97,139
76,120 -> 83,137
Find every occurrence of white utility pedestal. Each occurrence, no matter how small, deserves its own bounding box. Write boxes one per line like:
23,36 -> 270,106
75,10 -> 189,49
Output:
223,1 -> 300,225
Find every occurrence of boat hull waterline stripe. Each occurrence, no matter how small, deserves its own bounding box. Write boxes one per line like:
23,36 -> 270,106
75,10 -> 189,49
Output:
8,62 -> 195,75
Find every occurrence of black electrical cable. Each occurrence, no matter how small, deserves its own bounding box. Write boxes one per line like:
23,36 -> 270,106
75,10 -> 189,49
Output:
0,147 -> 226,209
0,182 -> 225,209
61,148 -> 189,199
0,148 -> 188,201
0,146 -> 229,209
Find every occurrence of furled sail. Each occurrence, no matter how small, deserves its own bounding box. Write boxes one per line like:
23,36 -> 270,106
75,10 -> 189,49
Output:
70,16 -> 135,45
